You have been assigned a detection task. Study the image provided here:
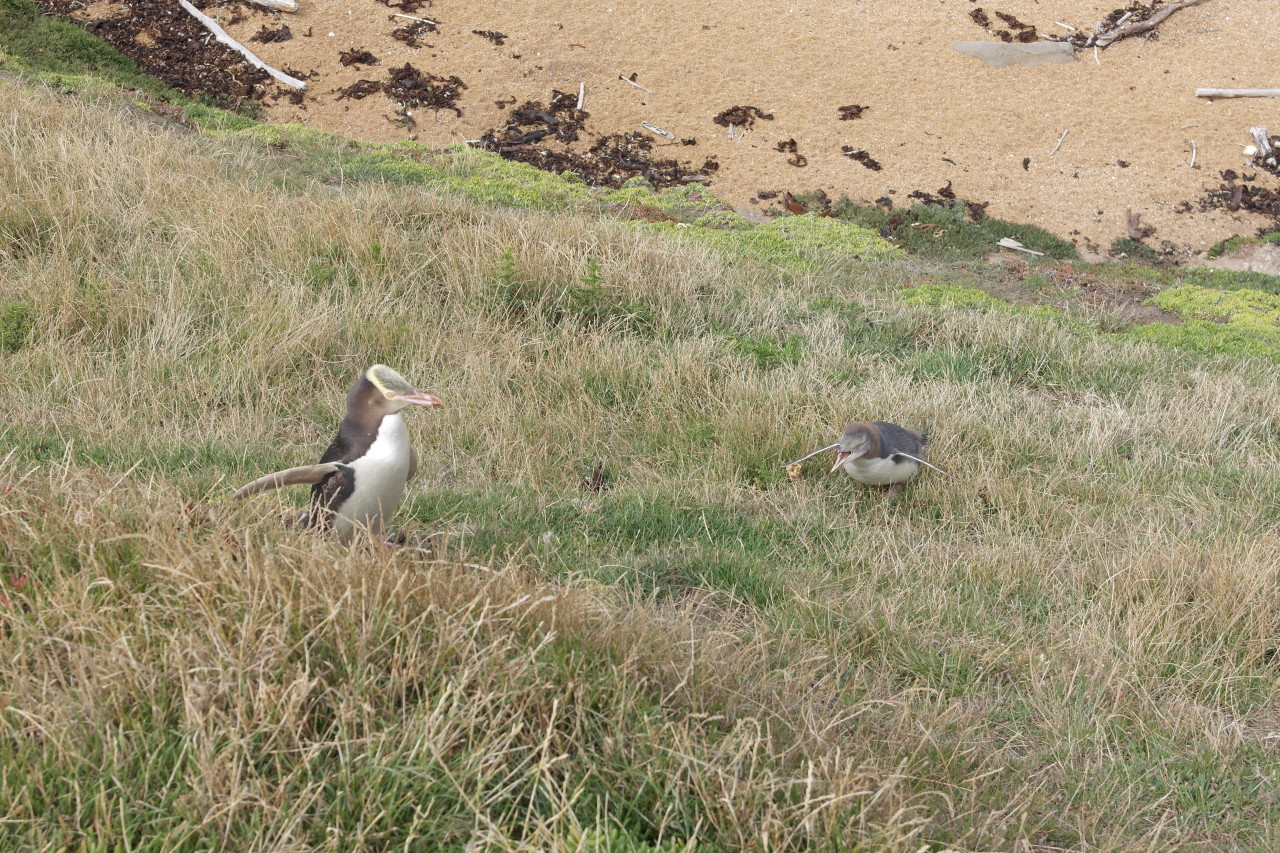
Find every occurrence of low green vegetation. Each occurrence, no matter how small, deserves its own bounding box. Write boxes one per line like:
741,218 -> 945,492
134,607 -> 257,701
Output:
1129,284 -> 1280,359
830,196 -> 1078,260
4,8 -> 1280,850
1110,235 -> 1161,260
1207,229 -> 1280,259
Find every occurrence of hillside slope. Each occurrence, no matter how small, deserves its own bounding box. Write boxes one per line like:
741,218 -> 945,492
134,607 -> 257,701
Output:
2,46 -> 1280,852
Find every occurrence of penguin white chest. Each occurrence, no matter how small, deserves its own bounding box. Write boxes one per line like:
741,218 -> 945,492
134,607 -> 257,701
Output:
335,414 -> 412,537
841,454 -> 920,486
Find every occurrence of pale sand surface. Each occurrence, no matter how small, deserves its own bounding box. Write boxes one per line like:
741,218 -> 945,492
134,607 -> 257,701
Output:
199,0 -> 1277,250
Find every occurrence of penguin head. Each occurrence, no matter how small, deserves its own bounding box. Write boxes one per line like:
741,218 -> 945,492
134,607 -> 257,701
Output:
364,365 -> 444,413
829,423 -> 872,473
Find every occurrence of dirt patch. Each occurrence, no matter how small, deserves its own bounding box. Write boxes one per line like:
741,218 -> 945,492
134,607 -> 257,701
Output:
1195,242 -> 1280,277
983,253 -> 1179,326
32,0 -> 1280,252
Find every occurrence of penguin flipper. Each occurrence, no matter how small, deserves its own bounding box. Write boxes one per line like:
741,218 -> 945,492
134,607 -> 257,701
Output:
309,465 -> 355,530
893,452 -> 952,479
232,462 -> 345,500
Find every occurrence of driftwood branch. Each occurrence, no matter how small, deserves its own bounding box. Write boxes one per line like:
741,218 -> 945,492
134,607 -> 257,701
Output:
1196,88 -> 1280,99
1250,127 -> 1273,158
245,0 -> 297,11
1091,0 -> 1210,48
179,0 -> 307,89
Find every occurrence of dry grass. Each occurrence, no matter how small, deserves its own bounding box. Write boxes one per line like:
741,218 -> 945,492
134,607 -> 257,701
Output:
4,74 -> 1280,850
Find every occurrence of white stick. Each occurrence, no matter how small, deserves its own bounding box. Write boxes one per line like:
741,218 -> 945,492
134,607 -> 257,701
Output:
178,0 -> 306,89
392,12 -> 439,25
618,75 -> 653,93
1054,21 -> 1076,31
576,81 -> 584,110
1195,88 -> 1280,99
640,121 -> 673,139
997,237 -> 1045,256
1189,140 -> 1197,168
1093,46 -> 1100,64
1049,128 -> 1069,156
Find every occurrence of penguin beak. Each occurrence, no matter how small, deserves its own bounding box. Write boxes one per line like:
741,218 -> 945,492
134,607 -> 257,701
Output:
829,447 -> 867,473
393,391 -> 444,407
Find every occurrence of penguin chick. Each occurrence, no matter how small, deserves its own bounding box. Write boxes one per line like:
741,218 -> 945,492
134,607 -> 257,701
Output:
830,421 -> 946,498
234,364 -> 443,542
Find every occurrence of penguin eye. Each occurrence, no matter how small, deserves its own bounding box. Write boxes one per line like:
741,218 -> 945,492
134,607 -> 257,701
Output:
383,390 -> 397,400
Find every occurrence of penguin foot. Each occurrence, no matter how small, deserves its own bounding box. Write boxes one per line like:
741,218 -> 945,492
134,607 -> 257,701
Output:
279,510 -> 312,529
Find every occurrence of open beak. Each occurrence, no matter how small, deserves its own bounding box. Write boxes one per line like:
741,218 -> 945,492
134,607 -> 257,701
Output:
394,391 -> 444,407
829,447 -> 867,473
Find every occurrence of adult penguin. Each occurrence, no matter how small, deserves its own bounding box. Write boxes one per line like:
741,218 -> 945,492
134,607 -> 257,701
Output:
234,365 -> 443,542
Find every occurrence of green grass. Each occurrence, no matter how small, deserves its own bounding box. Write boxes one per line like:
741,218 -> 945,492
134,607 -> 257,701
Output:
4,13 -> 1280,851
0,0 -> 161,91
830,197 -> 1079,260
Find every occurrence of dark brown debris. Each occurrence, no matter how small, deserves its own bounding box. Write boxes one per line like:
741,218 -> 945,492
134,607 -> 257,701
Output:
335,79 -> 383,100
473,30 -> 507,45
969,7 -> 1039,43
712,105 -> 774,130
1200,170 -> 1280,227
579,461 -> 610,492
376,0 -> 430,13
390,20 -> 437,47
837,104 -> 868,121
385,64 -> 467,117
250,24 -> 293,44
841,146 -> 881,170
1126,209 -> 1155,239
339,49 -> 379,67
492,89 -> 590,144
905,184 -> 981,213
1065,2 -> 1188,49
780,190 -> 831,216
775,138 -> 807,167
476,91 -> 716,190
32,0 -> 271,107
